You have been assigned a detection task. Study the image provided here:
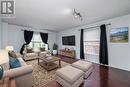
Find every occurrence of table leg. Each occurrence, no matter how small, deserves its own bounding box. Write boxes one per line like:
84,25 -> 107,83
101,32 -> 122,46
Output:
59,60 -> 61,68
47,63 -> 49,71
38,58 -> 39,65
37,52 -> 40,65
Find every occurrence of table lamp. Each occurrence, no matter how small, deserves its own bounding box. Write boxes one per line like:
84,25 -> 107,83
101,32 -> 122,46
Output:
5,46 -> 14,51
0,50 -> 9,80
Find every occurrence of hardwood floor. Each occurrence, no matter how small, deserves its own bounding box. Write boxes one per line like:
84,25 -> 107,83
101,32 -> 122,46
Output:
44,55 -> 130,87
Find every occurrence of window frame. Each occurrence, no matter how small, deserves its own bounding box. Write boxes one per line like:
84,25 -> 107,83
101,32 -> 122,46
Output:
27,33 -> 48,50
84,29 -> 100,56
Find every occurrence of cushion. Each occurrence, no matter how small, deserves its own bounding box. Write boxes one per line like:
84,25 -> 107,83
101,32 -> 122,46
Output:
26,48 -> 33,53
40,52 -> 47,58
8,51 -> 17,58
18,58 -> 27,66
9,57 -> 21,69
56,65 -> 83,84
26,53 -> 37,58
40,48 -> 45,52
71,60 -> 92,72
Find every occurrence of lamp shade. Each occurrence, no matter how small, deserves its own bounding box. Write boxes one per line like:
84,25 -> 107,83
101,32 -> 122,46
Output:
0,50 -> 9,65
5,46 -> 14,51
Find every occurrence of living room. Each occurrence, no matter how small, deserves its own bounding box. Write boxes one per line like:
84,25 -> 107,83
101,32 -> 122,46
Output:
0,0 -> 130,87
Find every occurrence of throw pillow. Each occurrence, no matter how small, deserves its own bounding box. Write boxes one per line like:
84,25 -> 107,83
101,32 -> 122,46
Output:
8,51 -> 17,58
26,48 -> 33,53
9,57 -> 21,69
40,48 -> 45,52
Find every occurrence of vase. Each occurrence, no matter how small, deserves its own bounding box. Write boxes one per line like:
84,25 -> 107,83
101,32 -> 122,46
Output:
0,66 -> 3,80
53,50 -> 57,55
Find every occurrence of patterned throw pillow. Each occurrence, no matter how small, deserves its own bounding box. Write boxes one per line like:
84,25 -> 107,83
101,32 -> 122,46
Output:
8,51 -> 17,58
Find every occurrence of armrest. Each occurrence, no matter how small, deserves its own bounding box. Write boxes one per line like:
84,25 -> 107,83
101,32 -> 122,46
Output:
15,53 -> 22,58
22,51 -> 26,54
3,65 -> 33,78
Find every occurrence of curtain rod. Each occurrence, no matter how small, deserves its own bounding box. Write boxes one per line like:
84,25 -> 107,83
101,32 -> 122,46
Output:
78,23 -> 111,31
21,29 -> 49,34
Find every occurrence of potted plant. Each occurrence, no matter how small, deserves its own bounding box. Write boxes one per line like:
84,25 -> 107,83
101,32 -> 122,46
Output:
52,43 -> 58,55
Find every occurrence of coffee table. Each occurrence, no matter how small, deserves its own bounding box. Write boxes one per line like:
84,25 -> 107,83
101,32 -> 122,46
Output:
38,56 -> 61,71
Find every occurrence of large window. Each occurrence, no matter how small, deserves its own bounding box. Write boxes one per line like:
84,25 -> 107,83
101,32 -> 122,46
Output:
27,33 -> 48,50
84,29 -> 100,55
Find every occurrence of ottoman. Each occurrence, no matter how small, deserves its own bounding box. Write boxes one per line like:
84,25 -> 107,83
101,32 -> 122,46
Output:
56,65 -> 84,87
71,60 -> 93,78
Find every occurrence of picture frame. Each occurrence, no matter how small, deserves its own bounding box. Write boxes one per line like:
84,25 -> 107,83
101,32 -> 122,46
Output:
110,27 -> 129,43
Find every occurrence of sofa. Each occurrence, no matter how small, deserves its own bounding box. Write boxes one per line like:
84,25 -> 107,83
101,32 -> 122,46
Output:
23,48 -> 47,61
3,57 -> 33,87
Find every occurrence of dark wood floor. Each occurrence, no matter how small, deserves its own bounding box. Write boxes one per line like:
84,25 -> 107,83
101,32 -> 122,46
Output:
44,55 -> 130,87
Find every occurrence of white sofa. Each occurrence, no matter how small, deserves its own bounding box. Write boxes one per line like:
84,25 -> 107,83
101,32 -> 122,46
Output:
3,58 -> 33,87
23,48 -> 47,61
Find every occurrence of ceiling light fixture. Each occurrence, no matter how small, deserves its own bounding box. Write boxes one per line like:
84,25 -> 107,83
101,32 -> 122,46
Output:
73,9 -> 83,21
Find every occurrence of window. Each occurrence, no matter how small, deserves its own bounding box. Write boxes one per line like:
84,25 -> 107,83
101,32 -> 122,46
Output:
27,33 -> 48,50
84,28 -> 100,55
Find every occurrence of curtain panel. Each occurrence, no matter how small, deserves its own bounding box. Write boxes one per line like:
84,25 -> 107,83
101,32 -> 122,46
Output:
40,33 -> 48,44
20,30 -> 33,54
40,33 -> 49,49
99,24 -> 108,65
80,29 -> 85,59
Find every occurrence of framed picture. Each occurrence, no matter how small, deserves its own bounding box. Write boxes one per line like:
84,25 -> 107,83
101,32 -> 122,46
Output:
110,27 -> 129,43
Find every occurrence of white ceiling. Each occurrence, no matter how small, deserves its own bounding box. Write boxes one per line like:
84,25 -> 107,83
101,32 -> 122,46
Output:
3,0 -> 130,31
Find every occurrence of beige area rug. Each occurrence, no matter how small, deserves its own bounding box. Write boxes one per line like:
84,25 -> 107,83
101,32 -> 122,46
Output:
26,60 -> 70,87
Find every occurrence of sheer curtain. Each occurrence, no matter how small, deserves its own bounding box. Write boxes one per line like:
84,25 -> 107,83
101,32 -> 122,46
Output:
84,28 -> 100,63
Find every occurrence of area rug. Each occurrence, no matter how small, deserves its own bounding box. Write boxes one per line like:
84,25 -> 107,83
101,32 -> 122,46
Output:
26,59 -> 70,87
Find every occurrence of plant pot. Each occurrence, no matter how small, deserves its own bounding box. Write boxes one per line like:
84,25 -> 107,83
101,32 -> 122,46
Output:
53,50 -> 57,55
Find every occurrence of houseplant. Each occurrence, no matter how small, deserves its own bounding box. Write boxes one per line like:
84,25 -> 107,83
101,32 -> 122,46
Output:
52,43 -> 58,55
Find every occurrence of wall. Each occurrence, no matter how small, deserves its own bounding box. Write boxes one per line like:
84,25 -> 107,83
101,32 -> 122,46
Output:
58,27 -> 80,58
58,14 -> 130,71
1,22 -> 58,52
1,23 -> 8,49
0,19 -> 2,49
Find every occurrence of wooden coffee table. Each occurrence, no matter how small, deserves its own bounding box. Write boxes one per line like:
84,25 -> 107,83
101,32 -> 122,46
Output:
38,56 -> 61,71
